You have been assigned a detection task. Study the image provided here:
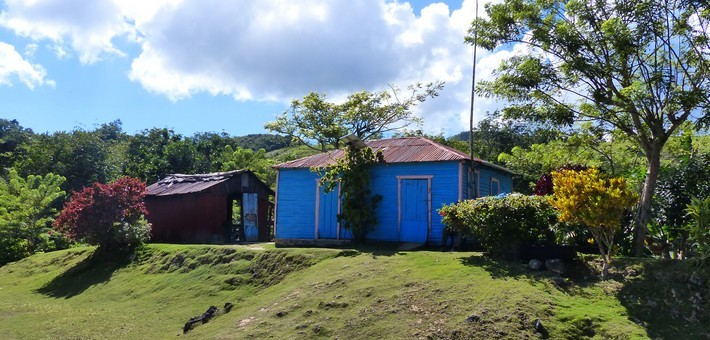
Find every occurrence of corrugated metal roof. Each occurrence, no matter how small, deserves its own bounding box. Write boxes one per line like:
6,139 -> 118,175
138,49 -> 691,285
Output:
274,137 -> 515,174
147,170 -> 246,196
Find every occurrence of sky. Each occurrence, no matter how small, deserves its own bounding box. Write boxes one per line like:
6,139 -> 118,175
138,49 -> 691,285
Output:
0,0 -> 519,137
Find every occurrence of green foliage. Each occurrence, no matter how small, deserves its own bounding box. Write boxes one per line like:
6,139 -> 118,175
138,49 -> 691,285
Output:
15,129 -> 117,192
266,92 -> 346,152
0,119 -> 33,174
124,128 -> 204,182
499,127 -> 648,193
685,197 -> 710,265
266,145 -> 322,163
265,82 -> 443,152
451,111 -> 559,166
469,0 -> 709,255
230,134 -> 291,152
652,152 -> 710,259
0,169 -> 66,265
317,146 -> 384,242
550,168 -> 638,277
439,194 -> 557,257
220,146 -> 276,188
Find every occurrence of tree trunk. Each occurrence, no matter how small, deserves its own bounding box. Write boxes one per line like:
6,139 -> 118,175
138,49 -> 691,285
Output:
632,148 -> 662,256
596,237 -> 610,280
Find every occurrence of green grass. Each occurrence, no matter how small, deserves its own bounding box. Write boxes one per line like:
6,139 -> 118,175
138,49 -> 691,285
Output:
0,244 -> 707,339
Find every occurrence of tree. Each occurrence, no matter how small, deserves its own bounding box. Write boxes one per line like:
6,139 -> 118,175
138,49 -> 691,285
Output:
0,119 -> 33,174
123,128 -> 198,182
265,92 -> 346,152
53,177 -> 150,252
0,169 -> 66,265
15,129 -> 114,192
652,149 -> 709,259
317,145 -> 384,242
469,0 -> 709,255
499,128 -> 648,193
220,146 -> 276,188
550,168 -> 638,278
451,111 -> 559,164
265,82 -> 443,152
685,196 -> 710,265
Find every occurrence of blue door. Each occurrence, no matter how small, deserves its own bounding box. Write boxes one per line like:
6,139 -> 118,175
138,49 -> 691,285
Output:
243,193 -> 258,242
400,179 -> 428,242
318,185 -> 339,239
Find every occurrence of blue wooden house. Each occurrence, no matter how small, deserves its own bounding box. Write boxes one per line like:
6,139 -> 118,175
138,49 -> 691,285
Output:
273,137 -> 514,246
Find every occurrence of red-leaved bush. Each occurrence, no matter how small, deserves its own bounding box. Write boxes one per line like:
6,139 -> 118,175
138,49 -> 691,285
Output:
54,177 -> 150,250
533,164 -> 589,196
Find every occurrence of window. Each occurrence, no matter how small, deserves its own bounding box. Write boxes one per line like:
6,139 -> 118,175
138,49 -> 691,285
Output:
468,169 -> 480,198
490,177 -> 500,196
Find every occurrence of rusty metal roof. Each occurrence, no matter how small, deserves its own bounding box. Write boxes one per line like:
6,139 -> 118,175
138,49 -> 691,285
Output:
147,170 -> 248,196
274,137 -> 514,174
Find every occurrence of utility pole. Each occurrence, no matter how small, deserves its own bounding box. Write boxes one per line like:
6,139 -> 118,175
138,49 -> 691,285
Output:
468,0 -> 479,198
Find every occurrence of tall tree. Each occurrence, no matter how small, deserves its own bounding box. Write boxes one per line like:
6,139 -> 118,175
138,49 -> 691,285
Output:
0,119 -> 33,173
451,112 -> 559,165
265,82 -> 443,152
265,92 -> 346,152
15,130 -> 113,192
220,146 -> 276,188
468,0 -> 709,255
0,169 -> 65,265
123,128 -> 197,182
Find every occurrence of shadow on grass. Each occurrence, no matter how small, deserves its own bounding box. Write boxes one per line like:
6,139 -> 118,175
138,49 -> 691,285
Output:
37,248 -> 134,298
459,254 -> 598,293
615,259 -> 710,339
334,242 -> 404,258
459,255 -> 532,279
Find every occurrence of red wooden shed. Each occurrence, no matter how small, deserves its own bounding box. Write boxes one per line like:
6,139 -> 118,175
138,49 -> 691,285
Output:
145,170 -> 274,244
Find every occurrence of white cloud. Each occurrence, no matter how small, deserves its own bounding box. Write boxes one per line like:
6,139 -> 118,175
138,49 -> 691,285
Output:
23,43 -> 37,57
0,0 -> 517,135
127,0 -> 512,134
0,42 -> 54,89
0,0 -> 178,63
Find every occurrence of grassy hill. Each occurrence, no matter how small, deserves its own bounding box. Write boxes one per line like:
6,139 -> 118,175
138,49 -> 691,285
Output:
0,244 -> 707,339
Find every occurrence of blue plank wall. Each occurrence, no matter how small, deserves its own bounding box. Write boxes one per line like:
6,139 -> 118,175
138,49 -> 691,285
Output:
469,164 -> 513,198
368,161 -> 460,244
274,168 -> 319,239
275,160 -> 512,244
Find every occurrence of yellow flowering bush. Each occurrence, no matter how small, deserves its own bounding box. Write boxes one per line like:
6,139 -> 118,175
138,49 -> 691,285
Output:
549,168 -> 637,277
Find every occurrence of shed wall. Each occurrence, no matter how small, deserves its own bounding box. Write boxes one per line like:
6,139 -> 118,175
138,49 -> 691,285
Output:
146,192 -> 228,243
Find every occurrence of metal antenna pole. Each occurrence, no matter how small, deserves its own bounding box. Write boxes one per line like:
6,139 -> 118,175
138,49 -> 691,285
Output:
469,0 -> 479,160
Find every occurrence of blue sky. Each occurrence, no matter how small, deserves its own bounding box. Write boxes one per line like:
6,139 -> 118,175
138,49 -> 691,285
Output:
0,0 -> 513,137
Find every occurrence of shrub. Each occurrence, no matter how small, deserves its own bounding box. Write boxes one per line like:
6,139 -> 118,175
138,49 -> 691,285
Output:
652,152 -> 709,259
533,164 -> 588,196
440,194 -> 557,257
54,177 -> 150,252
549,168 -> 637,278
685,197 -> 710,265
